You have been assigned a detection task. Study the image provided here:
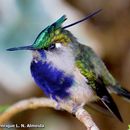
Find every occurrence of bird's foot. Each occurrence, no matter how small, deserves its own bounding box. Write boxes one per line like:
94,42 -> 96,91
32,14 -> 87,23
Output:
55,102 -> 62,110
72,103 -> 84,115
50,95 -> 63,110
54,100 -> 65,111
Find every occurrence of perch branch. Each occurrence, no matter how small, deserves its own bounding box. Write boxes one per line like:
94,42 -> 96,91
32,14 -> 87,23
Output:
0,97 -> 99,130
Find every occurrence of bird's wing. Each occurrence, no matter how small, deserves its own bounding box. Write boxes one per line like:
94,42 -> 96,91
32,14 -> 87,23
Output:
75,43 -> 116,87
75,43 -> 123,122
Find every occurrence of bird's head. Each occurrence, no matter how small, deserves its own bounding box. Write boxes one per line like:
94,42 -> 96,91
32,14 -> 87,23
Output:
7,9 -> 101,53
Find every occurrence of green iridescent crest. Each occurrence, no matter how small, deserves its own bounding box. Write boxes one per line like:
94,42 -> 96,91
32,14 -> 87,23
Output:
7,9 -> 102,51
32,15 -> 67,49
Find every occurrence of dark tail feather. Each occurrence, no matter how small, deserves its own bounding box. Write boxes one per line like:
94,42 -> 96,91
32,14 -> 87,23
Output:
95,77 -> 123,122
111,85 -> 130,100
6,45 -> 34,51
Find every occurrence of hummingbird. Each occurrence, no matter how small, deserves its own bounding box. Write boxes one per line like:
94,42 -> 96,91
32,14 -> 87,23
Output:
7,9 -> 130,122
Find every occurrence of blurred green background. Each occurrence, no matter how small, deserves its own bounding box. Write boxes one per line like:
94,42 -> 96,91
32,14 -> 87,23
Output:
0,0 -> 130,130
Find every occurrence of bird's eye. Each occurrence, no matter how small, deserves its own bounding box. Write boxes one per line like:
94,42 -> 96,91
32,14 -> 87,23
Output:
48,44 -> 55,50
47,43 -> 62,51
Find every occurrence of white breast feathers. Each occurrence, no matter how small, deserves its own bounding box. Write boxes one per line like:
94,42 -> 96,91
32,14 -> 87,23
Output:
46,45 -> 75,74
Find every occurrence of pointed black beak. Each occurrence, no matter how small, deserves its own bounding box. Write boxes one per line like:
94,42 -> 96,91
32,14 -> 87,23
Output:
6,45 -> 35,51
